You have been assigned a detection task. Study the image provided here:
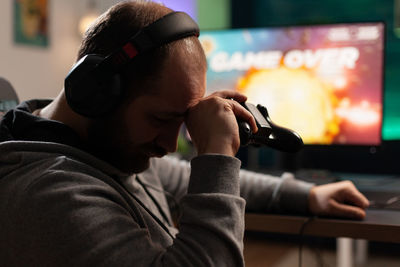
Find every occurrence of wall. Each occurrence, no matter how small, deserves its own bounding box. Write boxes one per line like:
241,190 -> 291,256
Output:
156,0 -> 231,30
0,0 -> 119,102
0,0 -> 228,102
197,0 -> 230,30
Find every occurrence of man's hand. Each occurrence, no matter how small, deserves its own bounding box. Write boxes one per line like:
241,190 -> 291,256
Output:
185,90 -> 257,157
308,181 -> 370,220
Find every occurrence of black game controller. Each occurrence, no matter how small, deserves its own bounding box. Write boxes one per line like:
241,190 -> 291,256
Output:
238,102 -> 303,153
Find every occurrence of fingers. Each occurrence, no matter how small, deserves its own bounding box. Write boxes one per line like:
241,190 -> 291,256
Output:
206,90 -> 257,132
185,96 -> 249,156
186,91 -> 257,155
342,183 -> 370,209
329,199 -> 367,220
228,100 -> 258,133
210,90 -> 248,103
332,181 -> 370,208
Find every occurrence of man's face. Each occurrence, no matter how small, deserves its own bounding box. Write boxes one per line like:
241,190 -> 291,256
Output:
87,40 -> 206,173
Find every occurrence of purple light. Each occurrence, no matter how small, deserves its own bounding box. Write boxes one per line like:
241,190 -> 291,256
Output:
156,0 -> 197,21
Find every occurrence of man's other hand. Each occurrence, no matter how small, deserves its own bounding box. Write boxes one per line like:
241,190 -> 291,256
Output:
308,181 -> 370,220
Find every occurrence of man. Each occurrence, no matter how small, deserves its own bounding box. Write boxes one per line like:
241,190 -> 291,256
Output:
0,1 -> 369,266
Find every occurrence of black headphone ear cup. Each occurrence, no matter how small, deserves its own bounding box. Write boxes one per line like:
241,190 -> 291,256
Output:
65,54 -> 124,117
87,73 -> 123,117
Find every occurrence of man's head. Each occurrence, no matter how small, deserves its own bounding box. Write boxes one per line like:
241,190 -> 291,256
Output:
76,1 -> 207,173
77,1 -> 198,100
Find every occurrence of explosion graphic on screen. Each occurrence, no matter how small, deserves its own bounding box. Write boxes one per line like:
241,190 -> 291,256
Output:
237,67 -> 340,144
235,66 -> 381,145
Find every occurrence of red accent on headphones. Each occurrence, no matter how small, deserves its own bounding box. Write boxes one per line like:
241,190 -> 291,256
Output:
123,43 -> 138,59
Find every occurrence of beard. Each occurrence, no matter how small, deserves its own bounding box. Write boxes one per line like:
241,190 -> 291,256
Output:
85,113 -> 164,174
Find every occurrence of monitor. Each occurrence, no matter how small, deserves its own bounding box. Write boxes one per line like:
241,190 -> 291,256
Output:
200,22 -> 385,146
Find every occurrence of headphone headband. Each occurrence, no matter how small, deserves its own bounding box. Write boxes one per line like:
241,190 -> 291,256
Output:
105,12 -> 200,71
65,11 -> 200,117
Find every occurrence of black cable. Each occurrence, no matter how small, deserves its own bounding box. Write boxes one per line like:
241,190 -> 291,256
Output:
136,176 -> 174,227
298,216 -> 315,267
114,176 -> 176,240
135,176 -> 182,226
312,239 -> 333,267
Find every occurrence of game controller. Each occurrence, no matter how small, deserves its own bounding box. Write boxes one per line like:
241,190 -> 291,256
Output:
238,102 -> 304,153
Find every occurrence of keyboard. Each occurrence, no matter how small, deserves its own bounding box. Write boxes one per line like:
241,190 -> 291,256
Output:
362,191 -> 400,211
294,168 -> 340,185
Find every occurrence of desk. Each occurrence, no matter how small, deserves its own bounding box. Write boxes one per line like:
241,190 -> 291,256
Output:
245,210 -> 400,266
245,209 -> 400,243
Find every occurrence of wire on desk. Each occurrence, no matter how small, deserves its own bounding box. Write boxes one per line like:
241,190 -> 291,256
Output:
298,216 -> 315,267
298,216 -> 334,267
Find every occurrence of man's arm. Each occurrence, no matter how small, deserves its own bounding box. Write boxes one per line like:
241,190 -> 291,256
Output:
240,168 -> 370,219
239,169 -> 313,214
3,155 -> 245,267
153,155 -> 312,214
150,155 -> 191,202
154,156 -> 311,213
155,156 -> 369,219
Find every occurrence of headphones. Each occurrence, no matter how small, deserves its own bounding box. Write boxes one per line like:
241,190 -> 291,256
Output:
64,12 -> 199,117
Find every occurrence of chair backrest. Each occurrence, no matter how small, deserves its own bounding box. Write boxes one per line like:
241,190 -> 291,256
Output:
0,77 -> 19,118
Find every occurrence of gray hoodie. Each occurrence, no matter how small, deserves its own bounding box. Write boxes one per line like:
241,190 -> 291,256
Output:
0,100 -> 312,266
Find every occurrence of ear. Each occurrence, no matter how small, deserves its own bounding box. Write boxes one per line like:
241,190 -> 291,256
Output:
65,54 -> 123,117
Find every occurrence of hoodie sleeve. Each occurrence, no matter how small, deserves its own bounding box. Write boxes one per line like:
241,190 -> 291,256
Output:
173,154 -> 246,266
151,155 -> 192,202
0,154 -> 245,267
239,169 -> 314,214
153,156 -> 314,214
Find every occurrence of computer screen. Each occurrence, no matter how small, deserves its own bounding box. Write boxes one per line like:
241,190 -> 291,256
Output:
200,22 -> 385,146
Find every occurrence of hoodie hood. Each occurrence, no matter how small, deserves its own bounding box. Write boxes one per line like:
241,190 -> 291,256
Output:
0,140 -> 128,181
0,100 -> 81,146
0,99 -> 128,180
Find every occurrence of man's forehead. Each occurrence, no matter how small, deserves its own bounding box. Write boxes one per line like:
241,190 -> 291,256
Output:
133,37 -> 206,113
155,64 -> 205,105
147,90 -> 199,115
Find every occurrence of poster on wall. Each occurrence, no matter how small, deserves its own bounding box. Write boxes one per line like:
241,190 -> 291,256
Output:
14,0 -> 49,47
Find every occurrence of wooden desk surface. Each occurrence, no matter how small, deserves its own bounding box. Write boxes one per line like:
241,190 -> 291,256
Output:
245,209 -> 400,243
